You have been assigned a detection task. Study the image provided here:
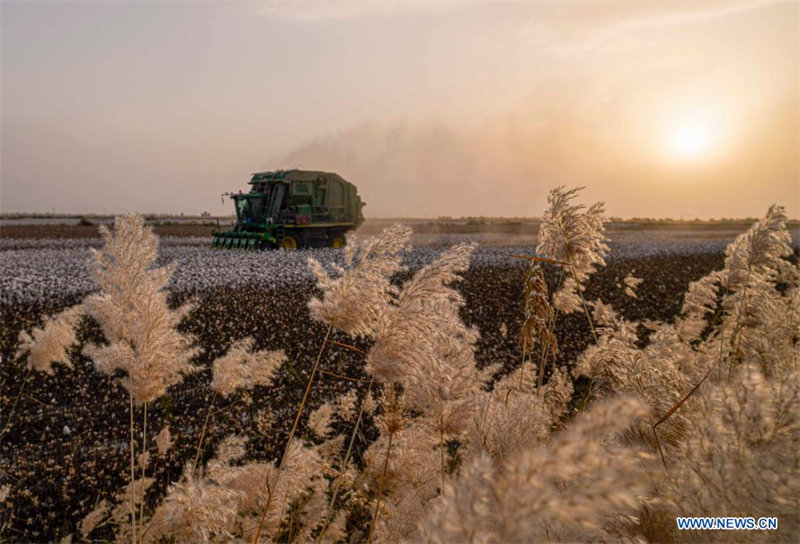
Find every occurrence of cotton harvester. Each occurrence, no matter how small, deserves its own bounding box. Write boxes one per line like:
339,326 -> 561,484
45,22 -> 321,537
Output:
212,170 -> 365,250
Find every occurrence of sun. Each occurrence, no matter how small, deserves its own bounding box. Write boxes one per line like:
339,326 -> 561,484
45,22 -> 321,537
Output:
665,122 -> 715,159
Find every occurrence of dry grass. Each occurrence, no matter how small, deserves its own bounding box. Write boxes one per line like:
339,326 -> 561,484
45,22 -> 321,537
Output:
7,192 -> 798,543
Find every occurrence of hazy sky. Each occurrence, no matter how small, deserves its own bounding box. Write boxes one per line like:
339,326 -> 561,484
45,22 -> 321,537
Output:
2,0 -> 798,218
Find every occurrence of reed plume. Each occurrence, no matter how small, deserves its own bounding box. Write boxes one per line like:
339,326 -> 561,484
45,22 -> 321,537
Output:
363,405 -> 438,542
142,470 -> 243,543
724,204 -> 792,290
574,314 -> 695,447
467,362 -> 572,463
83,215 -> 199,404
155,426 -> 172,457
210,338 -> 286,397
536,186 -> 609,314
12,199 -> 799,543
16,305 -> 82,375
421,396 -> 653,543
5,305 -> 84,447
308,225 -> 411,336
662,365 -> 800,543
80,500 -> 110,540
365,243 -> 488,535
623,272 -> 643,299
145,435 -> 331,543
681,206 -> 795,371
307,401 -> 335,439
367,243 -> 485,422
718,205 -> 794,375
518,262 -> 557,388
678,269 -> 724,343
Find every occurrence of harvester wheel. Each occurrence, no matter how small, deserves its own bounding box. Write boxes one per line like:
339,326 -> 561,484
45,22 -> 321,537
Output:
279,235 -> 298,250
330,236 -> 346,248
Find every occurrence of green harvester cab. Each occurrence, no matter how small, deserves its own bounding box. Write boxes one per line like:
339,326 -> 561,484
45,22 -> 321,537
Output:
212,170 -> 365,250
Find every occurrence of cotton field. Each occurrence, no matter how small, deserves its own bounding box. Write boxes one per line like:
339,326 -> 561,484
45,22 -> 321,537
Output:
1,234 -> 734,305
1,192 -> 798,543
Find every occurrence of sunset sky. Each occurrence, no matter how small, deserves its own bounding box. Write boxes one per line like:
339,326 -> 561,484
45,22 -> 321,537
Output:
2,0 -> 798,218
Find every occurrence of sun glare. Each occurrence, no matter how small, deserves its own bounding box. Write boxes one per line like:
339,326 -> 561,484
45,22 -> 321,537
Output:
666,122 -> 714,159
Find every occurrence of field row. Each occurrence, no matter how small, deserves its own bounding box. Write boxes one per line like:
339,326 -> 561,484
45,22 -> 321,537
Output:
0,235 -> 737,305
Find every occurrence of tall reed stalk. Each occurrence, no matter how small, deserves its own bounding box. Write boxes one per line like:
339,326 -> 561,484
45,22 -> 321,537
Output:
252,325 -> 332,544
139,401 -> 147,531
367,430 -> 395,543
191,392 -> 217,477
128,393 -> 137,544
0,368 -> 32,446
568,262 -> 598,343
317,378 -> 374,543
727,268 -> 752,381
